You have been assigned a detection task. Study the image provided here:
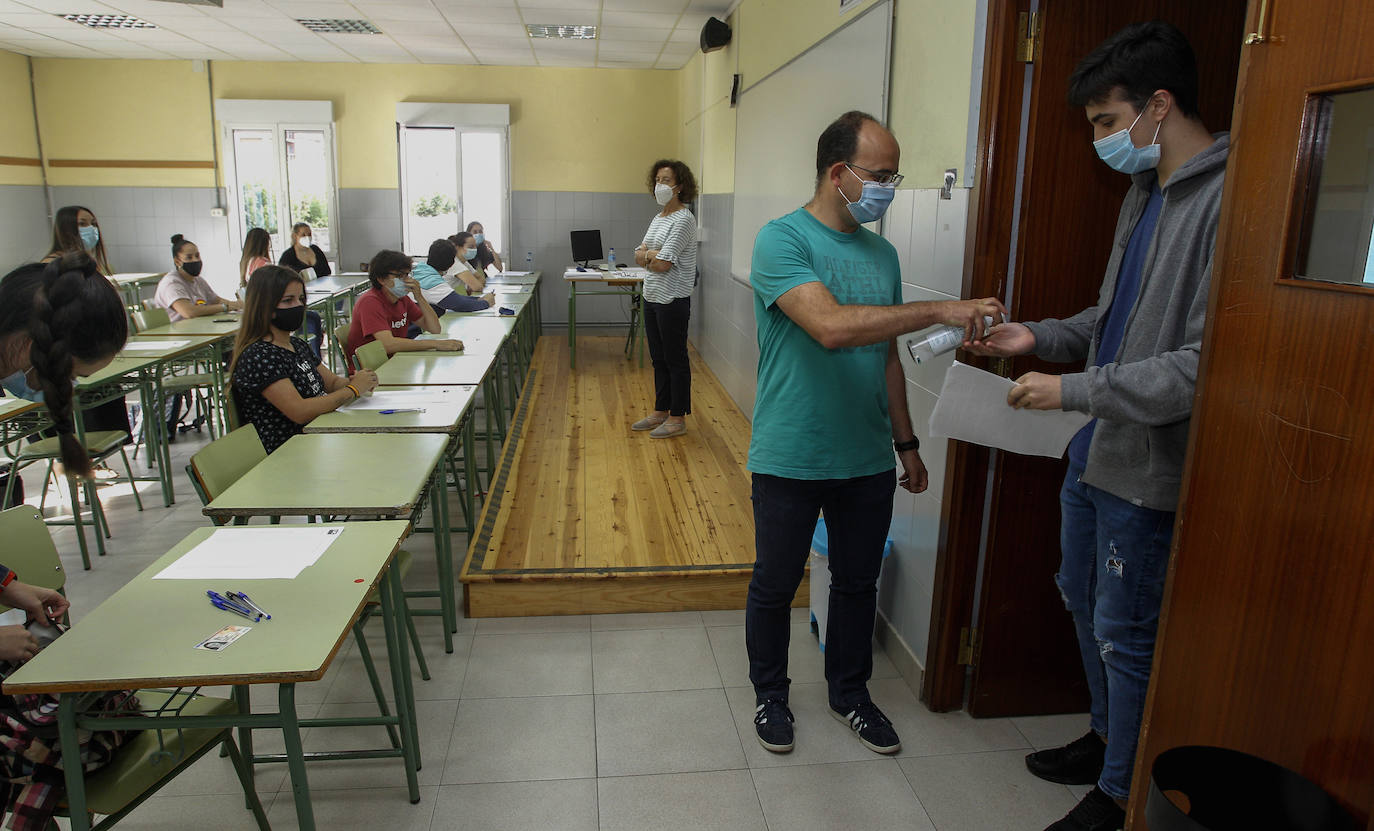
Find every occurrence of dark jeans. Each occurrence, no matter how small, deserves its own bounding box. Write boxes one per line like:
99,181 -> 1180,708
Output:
1058,464 -> 1175,800
644,297 -> 691,416
745,469 -> 895,708
304,310 -> 323,359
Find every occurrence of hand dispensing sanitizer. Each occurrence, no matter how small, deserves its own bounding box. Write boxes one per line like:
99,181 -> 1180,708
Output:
906,317 -> 999,364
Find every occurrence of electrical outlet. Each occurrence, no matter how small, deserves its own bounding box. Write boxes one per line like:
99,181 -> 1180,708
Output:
209,207 -> 225,217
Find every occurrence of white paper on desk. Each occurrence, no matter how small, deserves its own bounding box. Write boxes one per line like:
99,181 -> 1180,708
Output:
490,285 -> 531,293
122,339 -> 192,352
498,270 -> 531,276
152,527 -> 344,580
340,388 -> 460,411
929,362 -> 1092,458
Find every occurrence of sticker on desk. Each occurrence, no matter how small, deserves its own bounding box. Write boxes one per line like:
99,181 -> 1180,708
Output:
195,624 -> 252,652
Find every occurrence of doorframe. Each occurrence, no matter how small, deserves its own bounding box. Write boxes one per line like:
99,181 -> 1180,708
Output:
924,0 -> 1031,711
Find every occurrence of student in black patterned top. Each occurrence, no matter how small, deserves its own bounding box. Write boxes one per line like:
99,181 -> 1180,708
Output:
229,265 -> 377,453
631,159 -> 698,439
277,222 -> 332,280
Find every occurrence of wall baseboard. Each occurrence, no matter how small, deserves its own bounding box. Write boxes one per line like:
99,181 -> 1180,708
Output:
875,611 -> 926,702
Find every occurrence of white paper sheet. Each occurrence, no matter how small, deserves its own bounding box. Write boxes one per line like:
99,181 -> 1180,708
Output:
340,388 -> 462,411
122,339 -> 192,352
498,271 -> 532,276
929,361 -> 1092,458
153,527 -> 344,580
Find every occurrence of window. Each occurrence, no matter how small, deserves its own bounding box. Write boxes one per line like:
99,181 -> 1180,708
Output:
1291,84 -> 1374,289
225,125 -> 337,260
395,103 -> 510,260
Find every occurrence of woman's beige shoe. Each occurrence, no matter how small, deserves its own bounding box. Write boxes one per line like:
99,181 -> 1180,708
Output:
649,421 -> 687,439
631,414 -> 667,431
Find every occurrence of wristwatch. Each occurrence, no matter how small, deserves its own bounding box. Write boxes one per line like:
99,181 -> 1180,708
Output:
893,437 -> 920,453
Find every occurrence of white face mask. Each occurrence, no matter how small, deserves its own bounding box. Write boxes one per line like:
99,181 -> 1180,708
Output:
298,236 -> 312,247
654,183 -> 675,206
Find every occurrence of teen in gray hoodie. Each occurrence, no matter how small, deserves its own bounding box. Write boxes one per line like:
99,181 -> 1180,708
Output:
968,21 -> 1227,831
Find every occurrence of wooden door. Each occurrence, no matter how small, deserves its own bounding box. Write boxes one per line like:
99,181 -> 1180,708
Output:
1128,0 -> 1374,826
924,0 -> 1247,715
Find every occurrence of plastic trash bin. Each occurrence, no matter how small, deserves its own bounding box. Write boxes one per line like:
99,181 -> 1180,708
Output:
809,516 -> 894,652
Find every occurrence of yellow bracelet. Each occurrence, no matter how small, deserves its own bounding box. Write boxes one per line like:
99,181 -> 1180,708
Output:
346,384 -> 360,399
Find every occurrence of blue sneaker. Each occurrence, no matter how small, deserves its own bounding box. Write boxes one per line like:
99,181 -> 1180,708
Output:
830,700 -> 901,754
753,699 -> 794,753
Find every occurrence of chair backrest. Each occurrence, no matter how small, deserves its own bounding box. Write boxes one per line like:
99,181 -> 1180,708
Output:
222,383 -> 243,432
132,305 -> 170,332
187,424 -> 266,513
0,506 -> 66,607
333,323 -> 353,372
355,340 -> 388,371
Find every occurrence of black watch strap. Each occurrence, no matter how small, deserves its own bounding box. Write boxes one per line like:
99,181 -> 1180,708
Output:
894,437 -> 920,453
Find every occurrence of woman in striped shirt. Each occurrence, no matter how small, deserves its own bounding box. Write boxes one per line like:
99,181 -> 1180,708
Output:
631,159 -> 698,439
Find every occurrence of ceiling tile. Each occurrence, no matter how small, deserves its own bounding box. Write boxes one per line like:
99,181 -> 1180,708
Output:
395,34 -> 462,49
602,0 -> 687,10
600,10 -> 681,27
356,4 -> 445,23
598,40 -> 665,56
597,24 -> 667,40
668,25 -> 698,43
518,7 -> 596,26
371,18 -> 455,35
265,0 -> 360,18
438,5 -> 519,24
411,48 -> 476,64
514,0 -> 598,10
456,22 -> 526,38
468,35 -> 531,48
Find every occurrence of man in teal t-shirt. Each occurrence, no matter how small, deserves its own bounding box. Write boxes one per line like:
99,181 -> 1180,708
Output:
744,111 -> 1004,757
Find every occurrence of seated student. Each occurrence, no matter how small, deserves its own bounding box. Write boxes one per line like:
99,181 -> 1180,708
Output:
0,254 -> 130,478
414,239 -> 495,315
154,235 -> 242,322
345,250 -> 462,366
465,220 -> 503,273
229,266 -> 379,454
242,230 -> 323,357
445,232 -> 487,295
277,222 -> 332,280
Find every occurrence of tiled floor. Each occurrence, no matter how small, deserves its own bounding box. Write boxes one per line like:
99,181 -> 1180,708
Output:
16,429 -> 1090,831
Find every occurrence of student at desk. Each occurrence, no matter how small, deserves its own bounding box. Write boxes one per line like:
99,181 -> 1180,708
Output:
414,238 -> 494,315
465,221 -> 503,273
230,266 -> 379,453
446,232 -> 487,295
154,235 -> 242,322
345,250 -> 462,367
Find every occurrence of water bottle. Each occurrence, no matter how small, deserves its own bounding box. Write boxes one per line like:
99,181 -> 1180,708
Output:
607,247 -> 616,268
525,250 -> 533,269
906,317 -> 997,364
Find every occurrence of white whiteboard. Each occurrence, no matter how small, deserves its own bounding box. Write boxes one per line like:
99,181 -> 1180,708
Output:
730,0 -> 892,282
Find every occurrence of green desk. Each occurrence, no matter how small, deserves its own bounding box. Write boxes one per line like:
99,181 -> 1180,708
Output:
202,433 -> 460,652
0,396 -> 47,450
2,520 -> 419,831
374,353 -> 495,387
565,268 -> 646,369
136,315 -> 242,339
305,275 -> 368,373
110,272 -> 163,307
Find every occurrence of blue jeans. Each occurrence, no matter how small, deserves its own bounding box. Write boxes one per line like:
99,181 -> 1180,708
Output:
745,469 -> 895,709
1058,465 -> 1175,800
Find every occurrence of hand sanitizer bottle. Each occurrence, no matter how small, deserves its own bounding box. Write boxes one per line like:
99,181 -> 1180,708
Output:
906,317 -> 998,364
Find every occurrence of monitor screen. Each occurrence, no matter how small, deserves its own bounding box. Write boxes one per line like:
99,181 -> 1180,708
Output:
570,229 -> 603,264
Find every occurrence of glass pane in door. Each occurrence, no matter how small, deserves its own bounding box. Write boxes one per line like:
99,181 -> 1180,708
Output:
460,131 -> 505,261
401,127 -> 459,255
231,129 -> 282,253
284,130 -> 334,256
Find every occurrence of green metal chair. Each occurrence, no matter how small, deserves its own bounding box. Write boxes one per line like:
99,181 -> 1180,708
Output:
132,306 -> 220,444
0,506 -> 267,830
185,427 -> 430,738
332,323 -> 353,374
354,340 -> 388,372
2,431 -> 142,571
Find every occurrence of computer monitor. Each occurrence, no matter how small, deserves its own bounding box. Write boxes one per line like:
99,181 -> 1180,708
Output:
570,229 -> 603,267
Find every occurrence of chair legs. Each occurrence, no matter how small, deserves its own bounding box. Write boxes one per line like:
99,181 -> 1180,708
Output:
351,619 -> 402,750
221,735 -> 271,831
118,447 -> 144,512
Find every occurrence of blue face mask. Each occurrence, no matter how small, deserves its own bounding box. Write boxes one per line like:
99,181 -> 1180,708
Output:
464,247 -> 478,261
2,368 -> 43,403
1093,108 -> 1161,174
473,233 -> 485,245
839,166 -> 896,224
389,279 -> 410,299
79,225 -> 99,251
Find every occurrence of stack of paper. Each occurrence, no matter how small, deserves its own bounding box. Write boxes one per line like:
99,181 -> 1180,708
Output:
122,339 -> 192,352
498,270 -> 532,276
153,527 -> 344,580
341,388 -> 459,411
929,362 -> 1092,458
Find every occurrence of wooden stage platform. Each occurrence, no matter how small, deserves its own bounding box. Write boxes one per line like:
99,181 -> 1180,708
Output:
459,334 -> 807,617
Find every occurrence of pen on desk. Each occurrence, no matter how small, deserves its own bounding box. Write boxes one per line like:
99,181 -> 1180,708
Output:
208,595 -> 260,622
207,590 -> 256,617
229,591 -> 272,620
379,408 -> 425,415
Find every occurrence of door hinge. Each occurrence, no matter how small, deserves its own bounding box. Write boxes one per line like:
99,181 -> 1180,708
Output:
1016,11 -> 1040,63
958,626 -> 980,666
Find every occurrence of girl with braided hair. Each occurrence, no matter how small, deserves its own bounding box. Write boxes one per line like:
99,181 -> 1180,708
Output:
0,253 -> 129,479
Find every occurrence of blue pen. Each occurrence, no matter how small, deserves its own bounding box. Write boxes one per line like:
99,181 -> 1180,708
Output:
229,591 -> 272,621
379,408 -> 424,415
210,598 -> 259,622
207,590 -> 257,618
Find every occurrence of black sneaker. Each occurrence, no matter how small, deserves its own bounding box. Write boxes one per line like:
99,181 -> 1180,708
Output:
1043,786 -> 1124,831
753,699 -> 794,753
830,701 -> 901,754
1025,730 -> 1105,785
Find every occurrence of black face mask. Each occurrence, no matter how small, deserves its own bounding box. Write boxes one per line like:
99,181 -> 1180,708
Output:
181,260 -> 204,277
271,304 -> 307,332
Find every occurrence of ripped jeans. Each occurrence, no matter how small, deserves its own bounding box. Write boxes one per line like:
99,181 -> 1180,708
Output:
1057,464 -> 1175,801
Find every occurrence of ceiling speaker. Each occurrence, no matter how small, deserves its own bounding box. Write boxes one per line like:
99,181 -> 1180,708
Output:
700,17 -> 732,53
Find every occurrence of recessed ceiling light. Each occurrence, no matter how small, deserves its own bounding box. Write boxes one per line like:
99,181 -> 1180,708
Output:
527,24 -> 597,39
60,13 -> 156,29
297,18 -> 383,34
